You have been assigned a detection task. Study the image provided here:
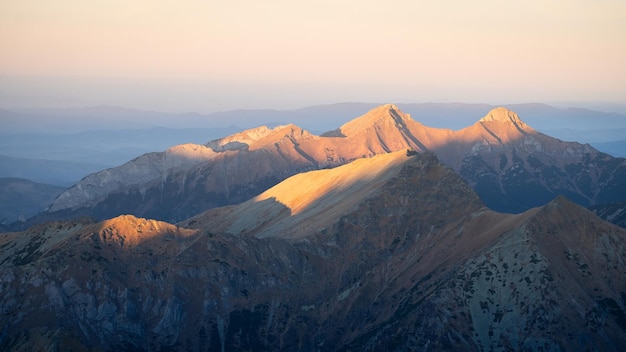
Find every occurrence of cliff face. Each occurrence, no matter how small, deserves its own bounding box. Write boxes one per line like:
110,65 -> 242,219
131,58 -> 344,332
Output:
2,152 -> 626,351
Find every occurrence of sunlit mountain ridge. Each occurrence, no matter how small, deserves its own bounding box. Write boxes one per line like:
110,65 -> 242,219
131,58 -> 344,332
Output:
27,104 -> 625,230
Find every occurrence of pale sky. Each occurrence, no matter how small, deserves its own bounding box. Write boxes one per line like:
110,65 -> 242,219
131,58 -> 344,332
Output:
1,0 -> 625,112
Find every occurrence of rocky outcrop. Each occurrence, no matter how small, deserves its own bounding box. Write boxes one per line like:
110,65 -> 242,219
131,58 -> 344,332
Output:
2,152 -> 626,351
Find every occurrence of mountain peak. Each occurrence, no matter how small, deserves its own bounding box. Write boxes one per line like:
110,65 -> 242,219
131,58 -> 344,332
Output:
479,107 -> 526,127
339,103 -> 413,137
372,103 -> 404,116
382,103 -> 400,111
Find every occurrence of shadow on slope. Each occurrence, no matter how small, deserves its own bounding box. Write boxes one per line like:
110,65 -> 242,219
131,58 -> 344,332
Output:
3,152 -> 626,350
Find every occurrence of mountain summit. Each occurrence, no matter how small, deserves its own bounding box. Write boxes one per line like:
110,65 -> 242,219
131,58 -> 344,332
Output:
478,106 -> 528,127
338,103 -> 413,136
454,107 -> 534,148
462,107 -> 534,146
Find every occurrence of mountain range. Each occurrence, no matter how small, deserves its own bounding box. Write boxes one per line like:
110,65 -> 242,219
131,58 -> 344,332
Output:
2,151 -> 625,351
0,126 -> 243,168
36,105 -> 626,228
2,102 -> 624,199
5,103 -> 626,135
0,155 -> 107,187
2,104 -> 626,350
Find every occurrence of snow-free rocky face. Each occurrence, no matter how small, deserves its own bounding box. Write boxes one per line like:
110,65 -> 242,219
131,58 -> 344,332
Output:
37,105 -> 626,228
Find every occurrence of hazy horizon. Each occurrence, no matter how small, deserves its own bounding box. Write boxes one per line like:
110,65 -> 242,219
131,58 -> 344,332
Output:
1,1 -> 625,114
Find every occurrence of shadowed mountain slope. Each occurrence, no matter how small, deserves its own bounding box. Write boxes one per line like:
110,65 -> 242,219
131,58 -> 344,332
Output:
181,151 -> 419,239
39,104 -> 626,227
2,152 -> 625,351
590,201 -> 626,229
431,107 -> 626,213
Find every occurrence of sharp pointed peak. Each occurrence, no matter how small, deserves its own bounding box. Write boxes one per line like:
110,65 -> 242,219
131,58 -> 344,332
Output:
339,103 -> 414,136
381,103 -> 400,110
479,107 -> 525,125
367,103 -> 405,115
356,103 -> 404,114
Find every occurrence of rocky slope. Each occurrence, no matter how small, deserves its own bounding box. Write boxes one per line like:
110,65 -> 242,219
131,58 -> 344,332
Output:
590,202 -> 626,229
47,143 -> 217,212
43,104 -> 428,223
436,108 -> 626,213
42,104 -> 626,225
2,152 -> 625,351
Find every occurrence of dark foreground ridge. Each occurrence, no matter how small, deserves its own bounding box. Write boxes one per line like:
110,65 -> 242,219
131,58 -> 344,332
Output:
2,152 -> 626,351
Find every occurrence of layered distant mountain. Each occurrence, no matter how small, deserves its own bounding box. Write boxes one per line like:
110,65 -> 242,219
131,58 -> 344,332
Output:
0,155 -> 108,187
2,152 -> 625,351
0,126 -> 243,168
5,103 -> 626,137
0,178 -> 65,224
40,104 -> 626,228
